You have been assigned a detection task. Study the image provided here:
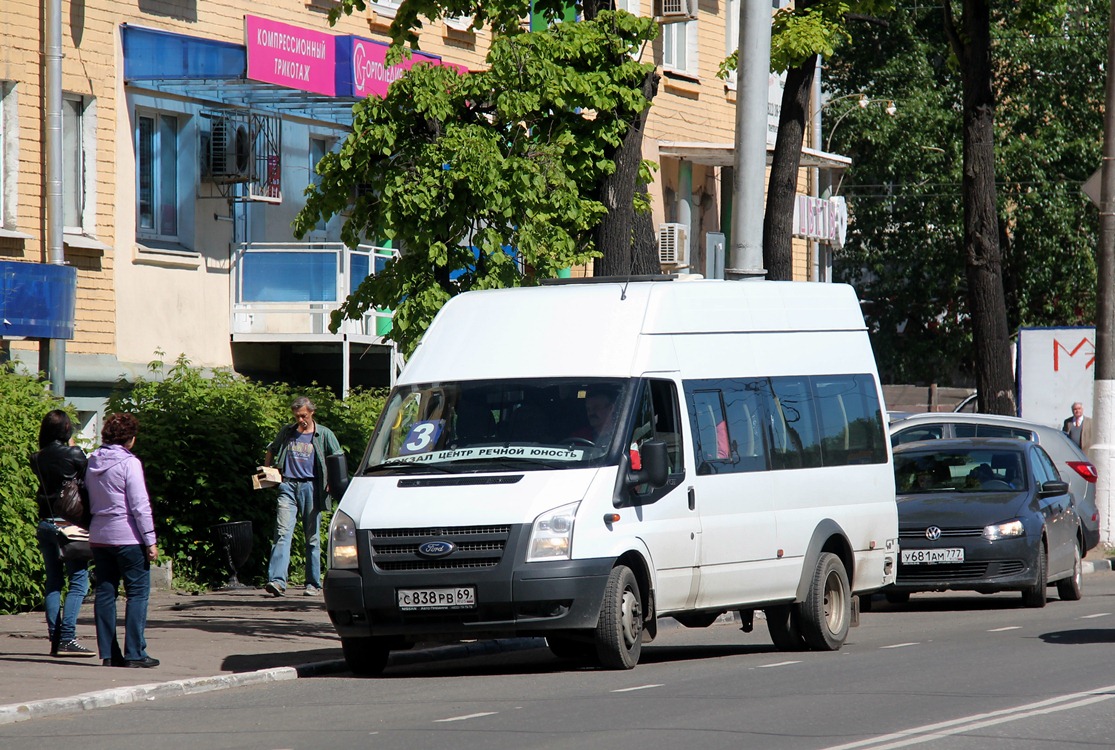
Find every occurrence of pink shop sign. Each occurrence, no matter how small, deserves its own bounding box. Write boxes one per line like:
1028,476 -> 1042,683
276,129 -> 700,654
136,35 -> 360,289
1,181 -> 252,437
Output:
246,15 -> 336,96
336,36 -> 467,99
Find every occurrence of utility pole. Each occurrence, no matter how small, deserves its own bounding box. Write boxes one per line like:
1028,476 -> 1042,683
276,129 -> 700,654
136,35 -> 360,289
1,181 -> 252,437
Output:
726,1 -> 770,280
41,0 -> 67,396
1093,0 -> 1115,548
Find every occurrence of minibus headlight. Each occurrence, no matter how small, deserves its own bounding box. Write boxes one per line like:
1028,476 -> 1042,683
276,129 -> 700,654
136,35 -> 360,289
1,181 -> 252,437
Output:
330,510 -> 359,569
983,518 -> 1024,541
527,502 -> 579,562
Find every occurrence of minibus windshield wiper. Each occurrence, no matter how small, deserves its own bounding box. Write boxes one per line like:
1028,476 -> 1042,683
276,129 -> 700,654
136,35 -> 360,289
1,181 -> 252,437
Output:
363,461 -> 456,475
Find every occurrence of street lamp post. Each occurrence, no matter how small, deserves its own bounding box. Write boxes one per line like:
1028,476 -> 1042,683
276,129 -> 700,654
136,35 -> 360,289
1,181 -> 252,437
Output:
824,96 -> 897,153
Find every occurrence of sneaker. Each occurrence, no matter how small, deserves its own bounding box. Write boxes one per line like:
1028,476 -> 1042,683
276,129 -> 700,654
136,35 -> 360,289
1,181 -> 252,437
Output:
304,585 -> 321,596
124,655 -> 160,669
53,640 -> 96,658
264,581 -> 285,597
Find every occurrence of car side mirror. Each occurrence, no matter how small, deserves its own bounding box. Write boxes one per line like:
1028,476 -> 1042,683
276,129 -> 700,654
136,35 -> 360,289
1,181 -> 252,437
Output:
1039,479 -> 1069,498
627,440 -> 669,489
327,453 -> 350,500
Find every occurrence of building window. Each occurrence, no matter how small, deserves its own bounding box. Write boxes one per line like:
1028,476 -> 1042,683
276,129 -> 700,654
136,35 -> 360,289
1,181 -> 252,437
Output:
309,137 -> 329,234
370,0 -> 401,18
136,111 -> 179,239
616,0 -> 641,15
62,95 -> 88,232
662,19 -> 698,77
725,0 -> 739,87
0,82 -> 10,231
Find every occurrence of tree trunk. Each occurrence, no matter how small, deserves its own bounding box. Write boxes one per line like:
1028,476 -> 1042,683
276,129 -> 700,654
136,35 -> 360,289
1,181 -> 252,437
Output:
593,70 -> 663,277
763,54 -> 817,280
945,0 -> 1016,415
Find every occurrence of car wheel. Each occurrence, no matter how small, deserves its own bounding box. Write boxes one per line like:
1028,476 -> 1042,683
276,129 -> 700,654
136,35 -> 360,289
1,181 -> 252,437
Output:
1056,540 -> 1083,601
765,605 -> 807,651
1022,541 -> 1048,609
800,552 -> 851,651
594,565 -> 643,669
341,636 -> 390,676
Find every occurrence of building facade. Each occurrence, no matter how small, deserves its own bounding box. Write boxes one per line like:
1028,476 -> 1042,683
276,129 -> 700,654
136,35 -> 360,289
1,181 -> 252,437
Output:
0,0 -> 847,435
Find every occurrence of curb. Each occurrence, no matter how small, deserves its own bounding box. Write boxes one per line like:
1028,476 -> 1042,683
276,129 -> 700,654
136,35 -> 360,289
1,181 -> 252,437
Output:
1083,559 -> 1113,574
0,638 -> 544,726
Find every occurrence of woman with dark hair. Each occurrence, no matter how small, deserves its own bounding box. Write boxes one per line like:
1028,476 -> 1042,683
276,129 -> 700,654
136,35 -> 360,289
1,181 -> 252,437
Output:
86,413 -> 160,668
28,409 -> 94,657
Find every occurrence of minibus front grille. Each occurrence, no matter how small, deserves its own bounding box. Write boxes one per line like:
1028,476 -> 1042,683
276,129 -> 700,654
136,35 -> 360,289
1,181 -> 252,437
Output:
367,525 -> 511,572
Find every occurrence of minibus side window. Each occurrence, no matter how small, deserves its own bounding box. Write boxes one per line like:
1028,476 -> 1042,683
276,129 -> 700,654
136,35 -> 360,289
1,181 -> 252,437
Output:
768,377 -> 822,470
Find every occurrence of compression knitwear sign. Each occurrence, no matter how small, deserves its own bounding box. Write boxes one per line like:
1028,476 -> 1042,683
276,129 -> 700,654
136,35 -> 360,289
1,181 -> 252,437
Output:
335,36 -> 467,99
246,15 -> 336,96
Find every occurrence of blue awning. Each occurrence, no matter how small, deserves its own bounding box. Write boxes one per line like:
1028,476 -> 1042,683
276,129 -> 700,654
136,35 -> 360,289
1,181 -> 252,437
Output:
0,261 -> 77,340
121,24 -> 360,127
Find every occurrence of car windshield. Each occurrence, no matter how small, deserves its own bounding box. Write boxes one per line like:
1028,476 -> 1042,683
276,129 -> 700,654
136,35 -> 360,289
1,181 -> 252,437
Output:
894,448 -> 1028,494
360,377 -> 632,473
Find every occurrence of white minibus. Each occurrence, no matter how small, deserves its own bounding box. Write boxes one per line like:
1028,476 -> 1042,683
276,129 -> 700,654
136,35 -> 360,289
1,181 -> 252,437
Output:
324,278 -> 898,673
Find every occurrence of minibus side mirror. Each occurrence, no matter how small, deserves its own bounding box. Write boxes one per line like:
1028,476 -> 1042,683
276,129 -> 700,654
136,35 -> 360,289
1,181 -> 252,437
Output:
327,453 -> 350,500
627,440 -> 669,489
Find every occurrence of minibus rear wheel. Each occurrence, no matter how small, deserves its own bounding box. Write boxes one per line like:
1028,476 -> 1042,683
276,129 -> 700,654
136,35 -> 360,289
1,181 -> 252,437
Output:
595,565 -> 643,669
800,552 -> 851,651
341,636 -> 390,676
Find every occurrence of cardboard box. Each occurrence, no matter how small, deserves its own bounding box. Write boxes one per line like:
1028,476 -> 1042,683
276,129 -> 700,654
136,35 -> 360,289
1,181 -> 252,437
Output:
252,466 -> 282,490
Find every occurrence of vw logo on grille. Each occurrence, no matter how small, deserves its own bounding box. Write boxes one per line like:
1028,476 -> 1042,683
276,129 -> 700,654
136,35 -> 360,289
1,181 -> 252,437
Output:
925,526 -> 942,541
417,540 -> 456,558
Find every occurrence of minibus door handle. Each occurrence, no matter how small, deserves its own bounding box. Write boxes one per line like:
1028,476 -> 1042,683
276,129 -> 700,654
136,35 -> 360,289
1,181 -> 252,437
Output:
688,486 -> 696,511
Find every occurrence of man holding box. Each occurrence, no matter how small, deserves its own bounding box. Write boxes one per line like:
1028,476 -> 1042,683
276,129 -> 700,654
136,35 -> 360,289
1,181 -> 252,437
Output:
262,397 -> 343,597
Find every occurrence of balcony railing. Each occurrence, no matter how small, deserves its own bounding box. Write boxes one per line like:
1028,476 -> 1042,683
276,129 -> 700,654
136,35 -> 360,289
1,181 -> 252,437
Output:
230,242 -> 397,342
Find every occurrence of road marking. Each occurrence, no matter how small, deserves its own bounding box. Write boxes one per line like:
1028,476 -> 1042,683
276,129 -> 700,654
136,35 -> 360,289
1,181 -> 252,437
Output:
756,661 -> 801,668
818,683 -> 1115,750
611,684 -> 663,693
435,712 -> 498,723
1080,612 -> 1110,619
987,626 -> 1021,632
880,642 -> 918,649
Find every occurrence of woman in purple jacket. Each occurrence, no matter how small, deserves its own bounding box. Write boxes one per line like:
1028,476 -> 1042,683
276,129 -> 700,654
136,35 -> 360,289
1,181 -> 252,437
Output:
86,413 -> 160,668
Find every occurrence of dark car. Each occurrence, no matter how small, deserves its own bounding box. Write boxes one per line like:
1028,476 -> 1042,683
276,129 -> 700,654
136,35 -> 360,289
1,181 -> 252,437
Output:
889,412 -> 1099,552
890,438 -> 1084,608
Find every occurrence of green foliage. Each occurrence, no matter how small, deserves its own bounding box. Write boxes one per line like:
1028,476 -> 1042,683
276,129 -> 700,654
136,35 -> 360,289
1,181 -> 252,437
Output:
107,355 -> 386,591
0,365 -> 72,615
719,1 -> 894,80
299,8 -> 658,355
829,4 -> 1103,384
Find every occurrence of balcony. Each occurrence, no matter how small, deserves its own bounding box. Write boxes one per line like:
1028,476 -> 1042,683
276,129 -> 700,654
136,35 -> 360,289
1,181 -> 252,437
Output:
230,242 -> 396,344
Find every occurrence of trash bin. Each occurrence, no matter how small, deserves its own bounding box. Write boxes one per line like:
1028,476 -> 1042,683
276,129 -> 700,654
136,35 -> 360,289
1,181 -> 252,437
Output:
211,520 -> 253,590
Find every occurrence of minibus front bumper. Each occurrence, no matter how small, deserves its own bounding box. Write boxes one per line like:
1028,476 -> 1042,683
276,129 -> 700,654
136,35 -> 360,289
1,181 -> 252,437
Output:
325,556 -> 616,642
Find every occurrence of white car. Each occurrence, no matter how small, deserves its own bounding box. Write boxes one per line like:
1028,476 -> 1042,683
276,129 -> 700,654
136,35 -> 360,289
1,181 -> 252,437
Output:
889,412 -> 1099,552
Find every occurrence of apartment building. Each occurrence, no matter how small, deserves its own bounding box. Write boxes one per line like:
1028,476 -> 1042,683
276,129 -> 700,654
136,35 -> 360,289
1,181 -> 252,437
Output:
0,0 -> 848,433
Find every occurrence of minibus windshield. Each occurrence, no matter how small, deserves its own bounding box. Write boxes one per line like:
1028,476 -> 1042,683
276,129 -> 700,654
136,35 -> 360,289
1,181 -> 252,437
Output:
361,378 -> 631,473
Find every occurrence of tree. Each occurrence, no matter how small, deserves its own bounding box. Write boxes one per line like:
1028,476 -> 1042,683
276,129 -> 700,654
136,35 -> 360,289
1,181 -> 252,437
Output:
828,4 -> 1101,386
302,2 -> 660,355
719,1 -> 893,280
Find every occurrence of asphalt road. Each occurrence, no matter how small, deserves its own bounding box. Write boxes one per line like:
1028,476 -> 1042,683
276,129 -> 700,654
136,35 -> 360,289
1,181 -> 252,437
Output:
6,575 -> 1115,750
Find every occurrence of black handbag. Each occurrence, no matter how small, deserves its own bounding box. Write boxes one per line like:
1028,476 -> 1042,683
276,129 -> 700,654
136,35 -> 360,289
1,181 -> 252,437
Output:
55,523 -> 93,562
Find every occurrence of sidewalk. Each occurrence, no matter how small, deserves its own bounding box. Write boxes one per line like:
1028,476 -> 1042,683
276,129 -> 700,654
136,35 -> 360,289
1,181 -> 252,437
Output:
0,585 -> 352,725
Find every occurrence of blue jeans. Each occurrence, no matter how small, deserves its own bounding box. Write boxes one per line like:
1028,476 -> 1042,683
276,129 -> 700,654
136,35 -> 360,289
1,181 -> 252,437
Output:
36,521 -> 90,643
92,544 -> 151,662
267,480 -> 321,589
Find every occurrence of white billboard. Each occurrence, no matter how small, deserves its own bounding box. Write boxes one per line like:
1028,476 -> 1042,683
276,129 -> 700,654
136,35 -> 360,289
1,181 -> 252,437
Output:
1017,326 -> 1095,428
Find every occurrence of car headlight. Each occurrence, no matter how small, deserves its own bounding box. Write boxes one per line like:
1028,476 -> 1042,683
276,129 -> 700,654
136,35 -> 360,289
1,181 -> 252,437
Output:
983,519 -> 1024,540
330,510 -> 359,569
527,502 -> 579,562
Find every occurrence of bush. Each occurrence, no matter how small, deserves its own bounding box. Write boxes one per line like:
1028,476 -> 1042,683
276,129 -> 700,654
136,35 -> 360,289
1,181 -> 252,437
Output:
0,365 -> 72,615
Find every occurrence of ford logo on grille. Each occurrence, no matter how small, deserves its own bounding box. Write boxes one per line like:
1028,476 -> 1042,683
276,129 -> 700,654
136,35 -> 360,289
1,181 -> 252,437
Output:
417,541 -> 456,558
925,526 -> 942,541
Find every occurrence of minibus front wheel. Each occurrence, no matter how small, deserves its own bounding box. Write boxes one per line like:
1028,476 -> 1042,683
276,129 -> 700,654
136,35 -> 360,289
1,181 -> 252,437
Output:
595,565 -> 643,669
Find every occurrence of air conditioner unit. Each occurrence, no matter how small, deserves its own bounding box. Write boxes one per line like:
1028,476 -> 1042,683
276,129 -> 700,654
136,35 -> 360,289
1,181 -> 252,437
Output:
658,223 -> 688,265
654,0 -> 697,23
207,117 -> 253,182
